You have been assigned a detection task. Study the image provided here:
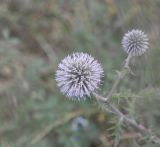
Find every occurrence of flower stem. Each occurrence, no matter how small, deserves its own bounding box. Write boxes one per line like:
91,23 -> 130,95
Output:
103,53 -> 132,102
93,53 -> 160,144
94,93 -> 160,144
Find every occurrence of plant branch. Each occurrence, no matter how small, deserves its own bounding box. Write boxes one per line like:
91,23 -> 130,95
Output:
94,93 -> 160,144
93,53 -> 160,144
103,53 -> 132,102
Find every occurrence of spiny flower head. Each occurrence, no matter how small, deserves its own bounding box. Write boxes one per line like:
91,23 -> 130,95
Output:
55,52 -> 104,100
122,29 -> 149,56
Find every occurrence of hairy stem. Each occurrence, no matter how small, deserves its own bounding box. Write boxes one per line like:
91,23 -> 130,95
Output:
94,93 -> 160,144
92,54 -> 160,144
103,53 -> 132,102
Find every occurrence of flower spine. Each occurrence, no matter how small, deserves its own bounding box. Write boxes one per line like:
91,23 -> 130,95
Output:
122,29 -> 149,56
55,52 -> 104,100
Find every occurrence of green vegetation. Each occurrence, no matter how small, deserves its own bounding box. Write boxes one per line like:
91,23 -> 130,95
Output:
0,0 -> 160,147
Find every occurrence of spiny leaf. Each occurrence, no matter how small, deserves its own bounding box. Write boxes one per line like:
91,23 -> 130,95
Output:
113,117 -> 124,147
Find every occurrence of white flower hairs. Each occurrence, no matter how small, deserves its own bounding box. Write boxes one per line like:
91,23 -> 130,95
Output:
122,29 -> 149,56
55,52 -> 103,100
55,29 -> 160,144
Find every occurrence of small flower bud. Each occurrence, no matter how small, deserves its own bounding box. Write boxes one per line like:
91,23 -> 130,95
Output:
122,29 -> 149,56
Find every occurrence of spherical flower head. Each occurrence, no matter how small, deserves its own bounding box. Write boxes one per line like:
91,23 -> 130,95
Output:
55,52 -> 104,100
122,29 -> 149,56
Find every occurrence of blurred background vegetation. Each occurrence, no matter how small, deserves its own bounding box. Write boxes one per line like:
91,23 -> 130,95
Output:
0,0 -> 160,147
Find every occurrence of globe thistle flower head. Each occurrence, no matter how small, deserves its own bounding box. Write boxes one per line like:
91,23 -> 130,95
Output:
122,29 -> 149,56
55,52 -> 104,100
